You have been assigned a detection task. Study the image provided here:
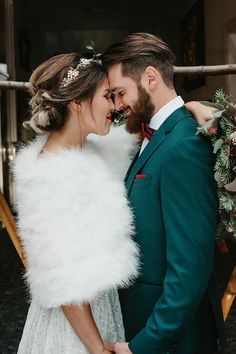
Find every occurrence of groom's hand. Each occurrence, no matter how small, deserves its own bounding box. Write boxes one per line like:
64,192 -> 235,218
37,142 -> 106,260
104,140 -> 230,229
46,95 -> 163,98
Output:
105,342 -> 133,354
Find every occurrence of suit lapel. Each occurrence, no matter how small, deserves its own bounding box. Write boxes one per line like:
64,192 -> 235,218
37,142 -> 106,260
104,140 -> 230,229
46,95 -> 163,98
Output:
125,106 -> 192,195
124,149 -> 140,183
125,126 -> 165,194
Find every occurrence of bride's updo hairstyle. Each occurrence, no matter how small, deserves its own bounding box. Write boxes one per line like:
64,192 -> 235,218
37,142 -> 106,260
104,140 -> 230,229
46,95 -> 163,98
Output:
24,53 -> 107,134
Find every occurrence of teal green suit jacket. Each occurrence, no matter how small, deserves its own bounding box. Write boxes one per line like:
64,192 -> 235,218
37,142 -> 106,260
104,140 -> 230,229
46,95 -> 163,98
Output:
121,107 -> 223,354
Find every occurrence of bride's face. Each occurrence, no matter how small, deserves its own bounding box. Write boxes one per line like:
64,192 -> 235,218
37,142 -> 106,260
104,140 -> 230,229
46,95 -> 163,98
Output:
81,78 -> 114,136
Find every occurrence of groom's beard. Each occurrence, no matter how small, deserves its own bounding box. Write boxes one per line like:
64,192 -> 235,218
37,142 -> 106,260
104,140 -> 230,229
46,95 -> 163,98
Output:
126,85 -> 155,134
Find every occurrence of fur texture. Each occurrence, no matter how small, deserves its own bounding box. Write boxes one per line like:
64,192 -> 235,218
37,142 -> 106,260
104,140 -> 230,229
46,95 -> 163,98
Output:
13,126 -> 139,308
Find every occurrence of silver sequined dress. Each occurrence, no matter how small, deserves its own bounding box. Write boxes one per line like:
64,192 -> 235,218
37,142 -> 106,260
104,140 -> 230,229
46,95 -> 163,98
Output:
17,289 -> 125,354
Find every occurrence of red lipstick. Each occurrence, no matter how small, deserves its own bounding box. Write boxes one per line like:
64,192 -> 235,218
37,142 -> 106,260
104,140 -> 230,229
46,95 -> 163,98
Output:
106,114 -> 112,121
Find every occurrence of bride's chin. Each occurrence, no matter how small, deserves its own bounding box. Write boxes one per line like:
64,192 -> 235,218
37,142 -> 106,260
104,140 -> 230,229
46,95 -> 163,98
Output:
100,126 -> 111,136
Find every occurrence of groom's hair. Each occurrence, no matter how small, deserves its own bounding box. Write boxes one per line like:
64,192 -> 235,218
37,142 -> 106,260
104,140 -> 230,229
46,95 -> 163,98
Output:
102,32 -> 175,88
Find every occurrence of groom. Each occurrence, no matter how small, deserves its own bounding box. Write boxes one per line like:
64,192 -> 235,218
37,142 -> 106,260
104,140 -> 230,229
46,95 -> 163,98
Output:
102,33 -> 224,354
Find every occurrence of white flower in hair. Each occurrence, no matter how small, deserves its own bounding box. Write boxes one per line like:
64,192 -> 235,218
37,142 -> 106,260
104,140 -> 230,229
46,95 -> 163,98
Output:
79,58 -> 94,67
61,58 -> 99,88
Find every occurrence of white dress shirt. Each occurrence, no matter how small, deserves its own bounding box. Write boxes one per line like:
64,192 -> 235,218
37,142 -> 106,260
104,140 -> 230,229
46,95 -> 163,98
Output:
139,96 -> 185,155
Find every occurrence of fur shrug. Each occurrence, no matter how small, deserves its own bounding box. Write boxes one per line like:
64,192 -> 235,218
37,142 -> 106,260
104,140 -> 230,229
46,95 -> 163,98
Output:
13,126 -> 139,308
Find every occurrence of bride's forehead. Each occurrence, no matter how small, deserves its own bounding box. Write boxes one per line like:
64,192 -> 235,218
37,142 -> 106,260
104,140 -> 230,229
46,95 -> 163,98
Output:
99,77 -> 110,90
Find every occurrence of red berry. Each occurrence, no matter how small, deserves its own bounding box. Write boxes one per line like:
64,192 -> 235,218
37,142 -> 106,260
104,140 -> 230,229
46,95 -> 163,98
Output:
217,239 -> 229,253
207,127 -> 217,135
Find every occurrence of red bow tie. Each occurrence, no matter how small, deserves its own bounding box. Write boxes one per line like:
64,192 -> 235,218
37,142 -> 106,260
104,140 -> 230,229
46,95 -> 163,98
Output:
141,123 -> 156,140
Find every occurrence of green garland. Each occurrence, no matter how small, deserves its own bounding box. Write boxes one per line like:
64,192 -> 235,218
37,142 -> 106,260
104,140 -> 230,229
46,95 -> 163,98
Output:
197,89 -> 236,241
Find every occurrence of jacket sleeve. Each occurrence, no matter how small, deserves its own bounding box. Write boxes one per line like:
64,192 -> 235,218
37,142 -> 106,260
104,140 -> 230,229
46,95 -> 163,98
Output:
129,136 -> 218,354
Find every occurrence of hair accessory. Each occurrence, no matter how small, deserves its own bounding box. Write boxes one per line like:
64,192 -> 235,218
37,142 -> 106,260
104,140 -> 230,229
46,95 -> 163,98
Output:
61,58 -> 99,88
42,92 -> 53,100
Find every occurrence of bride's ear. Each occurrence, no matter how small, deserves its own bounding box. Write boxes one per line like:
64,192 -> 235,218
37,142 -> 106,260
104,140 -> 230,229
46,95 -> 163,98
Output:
69,99 -> 82,113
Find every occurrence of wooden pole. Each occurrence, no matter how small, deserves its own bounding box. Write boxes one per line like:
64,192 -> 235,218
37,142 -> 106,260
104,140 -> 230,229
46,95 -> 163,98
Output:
0,191 -> 28,268
0,80 -> 30,90
174,64 -> 236,76
221,266 -> 236,321
0,64 -> 236,91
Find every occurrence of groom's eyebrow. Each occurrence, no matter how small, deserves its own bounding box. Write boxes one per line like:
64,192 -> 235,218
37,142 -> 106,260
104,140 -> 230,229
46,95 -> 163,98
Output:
111,87 -> 123,93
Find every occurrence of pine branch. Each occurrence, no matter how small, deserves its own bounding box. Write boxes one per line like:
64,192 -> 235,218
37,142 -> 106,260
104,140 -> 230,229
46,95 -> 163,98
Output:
199,89 -> 236,241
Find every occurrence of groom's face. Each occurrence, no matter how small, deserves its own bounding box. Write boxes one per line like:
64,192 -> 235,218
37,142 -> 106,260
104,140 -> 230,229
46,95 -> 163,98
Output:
108,63 -> 155,133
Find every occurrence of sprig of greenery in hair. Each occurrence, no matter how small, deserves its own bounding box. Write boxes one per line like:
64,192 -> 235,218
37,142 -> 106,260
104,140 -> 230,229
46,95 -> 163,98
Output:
85,40 -> 102,61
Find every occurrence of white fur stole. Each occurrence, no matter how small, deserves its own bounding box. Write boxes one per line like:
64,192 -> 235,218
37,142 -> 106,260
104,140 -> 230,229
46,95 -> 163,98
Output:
13,126 -> 139,308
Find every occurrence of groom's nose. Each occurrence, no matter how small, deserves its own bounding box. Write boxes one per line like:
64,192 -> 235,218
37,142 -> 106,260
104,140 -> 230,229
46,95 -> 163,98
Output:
114,95 -> 123,110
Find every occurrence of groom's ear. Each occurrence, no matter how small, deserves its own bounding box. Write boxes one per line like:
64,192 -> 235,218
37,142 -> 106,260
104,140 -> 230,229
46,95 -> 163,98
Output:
142,66 -> 160,90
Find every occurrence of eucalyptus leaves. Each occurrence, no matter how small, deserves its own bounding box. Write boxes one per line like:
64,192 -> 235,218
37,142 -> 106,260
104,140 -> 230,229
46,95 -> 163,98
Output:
111,109 -> 128,126
197,89 -> 236,241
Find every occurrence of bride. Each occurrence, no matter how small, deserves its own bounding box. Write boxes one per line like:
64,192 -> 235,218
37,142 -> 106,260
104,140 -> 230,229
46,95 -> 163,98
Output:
13,52 -> 139,354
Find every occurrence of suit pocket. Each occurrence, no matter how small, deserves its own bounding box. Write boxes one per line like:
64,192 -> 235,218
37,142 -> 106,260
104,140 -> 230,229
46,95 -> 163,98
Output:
133,175 -> 152,187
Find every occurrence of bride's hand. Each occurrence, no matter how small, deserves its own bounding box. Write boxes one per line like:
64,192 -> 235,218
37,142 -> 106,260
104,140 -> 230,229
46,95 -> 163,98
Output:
185,101 -> 217,126
105,342 -> 132,353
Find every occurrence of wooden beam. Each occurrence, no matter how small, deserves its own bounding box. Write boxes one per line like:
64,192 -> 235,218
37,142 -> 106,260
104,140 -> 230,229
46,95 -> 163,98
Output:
174,64 -> 236,76
221,266 -> 236,321
0,64 -> 236,91
0,191 -> 28,268
0,80 -> 30,90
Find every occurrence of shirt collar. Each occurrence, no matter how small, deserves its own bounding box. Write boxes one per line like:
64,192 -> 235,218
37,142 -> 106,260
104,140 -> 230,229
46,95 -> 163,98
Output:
149,96 -> 185,131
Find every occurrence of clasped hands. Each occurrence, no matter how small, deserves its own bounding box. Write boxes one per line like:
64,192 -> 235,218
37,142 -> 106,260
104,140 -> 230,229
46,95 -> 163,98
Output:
104,342 -> 132,354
